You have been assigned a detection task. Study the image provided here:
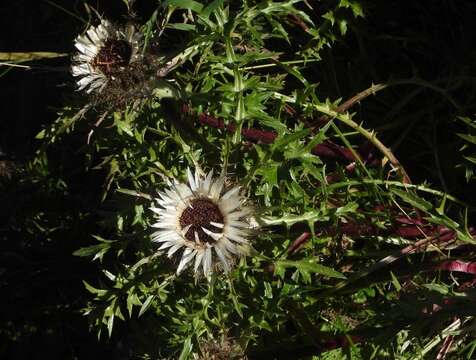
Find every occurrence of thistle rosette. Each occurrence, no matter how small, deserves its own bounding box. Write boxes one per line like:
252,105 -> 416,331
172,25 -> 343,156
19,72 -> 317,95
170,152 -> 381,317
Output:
151,168 -> 256,278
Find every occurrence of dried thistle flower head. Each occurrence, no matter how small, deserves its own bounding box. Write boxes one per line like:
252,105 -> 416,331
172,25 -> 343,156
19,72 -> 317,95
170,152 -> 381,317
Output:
71,19 -> 143,95
151,168 -> 256,279
71,16 -> 202,109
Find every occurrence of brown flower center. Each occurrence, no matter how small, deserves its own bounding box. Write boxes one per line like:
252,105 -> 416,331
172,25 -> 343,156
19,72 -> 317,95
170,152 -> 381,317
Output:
92,39 -> 132,75
179,198 -> 224,244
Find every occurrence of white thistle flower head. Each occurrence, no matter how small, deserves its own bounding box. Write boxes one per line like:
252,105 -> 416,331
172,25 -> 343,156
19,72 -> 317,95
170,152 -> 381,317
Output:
71,19 -> 143,94
151,168 -> 255,278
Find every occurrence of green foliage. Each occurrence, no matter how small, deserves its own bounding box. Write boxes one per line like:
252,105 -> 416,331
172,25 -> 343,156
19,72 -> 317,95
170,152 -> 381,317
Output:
456,116 -> 476,182
8,0 -> 476,359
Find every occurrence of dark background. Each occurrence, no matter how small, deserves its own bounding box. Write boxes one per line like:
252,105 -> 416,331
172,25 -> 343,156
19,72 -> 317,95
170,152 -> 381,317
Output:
1,0 -> 475,359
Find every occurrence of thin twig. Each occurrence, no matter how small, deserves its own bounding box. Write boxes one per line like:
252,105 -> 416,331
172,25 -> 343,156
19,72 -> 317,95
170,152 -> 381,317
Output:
315,83 -> 388,126
87,110 -> 109,144
315,104 -> 411,183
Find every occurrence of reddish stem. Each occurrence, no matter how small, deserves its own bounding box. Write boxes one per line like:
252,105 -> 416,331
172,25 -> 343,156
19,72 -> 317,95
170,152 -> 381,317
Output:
198,112 -> 357,162
395,216 -> 426,226
436,260 -> 476,275
288,232 -> 312,254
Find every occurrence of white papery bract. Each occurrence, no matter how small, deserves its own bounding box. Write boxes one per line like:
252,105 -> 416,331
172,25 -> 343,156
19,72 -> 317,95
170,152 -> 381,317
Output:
151,168 -> 255,278
71,19 -> 142,94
